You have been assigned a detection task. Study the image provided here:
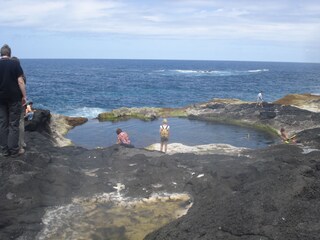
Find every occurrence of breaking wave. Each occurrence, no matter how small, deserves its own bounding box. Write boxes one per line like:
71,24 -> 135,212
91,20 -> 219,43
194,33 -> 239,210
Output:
155,69 -> 269,76
61,107 -> 107,119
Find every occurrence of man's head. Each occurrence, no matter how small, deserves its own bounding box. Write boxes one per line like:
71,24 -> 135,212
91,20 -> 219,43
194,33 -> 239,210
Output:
11,56 -> 20,62
1,44 -> 11,57
116,128 -> 122,135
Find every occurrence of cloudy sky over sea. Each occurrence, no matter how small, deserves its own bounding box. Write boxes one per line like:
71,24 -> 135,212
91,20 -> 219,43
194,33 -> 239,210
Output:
2,0 -> 320,62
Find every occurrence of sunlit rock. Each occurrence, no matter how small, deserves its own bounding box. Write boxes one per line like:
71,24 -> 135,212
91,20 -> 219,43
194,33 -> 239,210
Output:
146,142 -> 247,155
50,114 -> 88,147
273,93 -> 320,112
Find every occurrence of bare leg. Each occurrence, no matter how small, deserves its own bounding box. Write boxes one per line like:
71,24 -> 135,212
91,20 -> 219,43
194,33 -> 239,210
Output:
160,141 -> 164,152
164,142 -> 167,153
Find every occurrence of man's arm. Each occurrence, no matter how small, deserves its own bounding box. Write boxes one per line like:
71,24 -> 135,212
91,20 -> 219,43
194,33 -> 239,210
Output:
18,76 -> 27,105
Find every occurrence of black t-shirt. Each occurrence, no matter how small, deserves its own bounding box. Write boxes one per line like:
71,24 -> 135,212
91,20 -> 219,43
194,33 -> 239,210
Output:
0,58 -> 24,101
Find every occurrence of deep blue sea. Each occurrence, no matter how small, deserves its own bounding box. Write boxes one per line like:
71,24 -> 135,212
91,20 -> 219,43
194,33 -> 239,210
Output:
21,59 -> 320,118
20,59 -> 320,148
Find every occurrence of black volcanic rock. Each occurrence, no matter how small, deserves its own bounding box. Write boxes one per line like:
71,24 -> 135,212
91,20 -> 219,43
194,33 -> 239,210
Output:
190,101 -> 320,141
145,145 -> 320,240
24,109 -> 51,133
1,99 -> 320,240
296,128 -> 320,149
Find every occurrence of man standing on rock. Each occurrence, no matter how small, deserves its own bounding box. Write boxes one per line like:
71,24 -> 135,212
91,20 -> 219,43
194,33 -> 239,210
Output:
256,90 -> 264,108
0,44 -> 27,157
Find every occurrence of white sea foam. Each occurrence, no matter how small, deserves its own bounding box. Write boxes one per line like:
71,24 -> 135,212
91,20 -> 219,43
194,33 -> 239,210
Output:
64,107 -> 107,118
302,148 -> 320,154
174,69 -> 199,74
173,69 -> 220,75
247,69 -> 269,73
36,204 -> 83,240
167,69 -> 269,76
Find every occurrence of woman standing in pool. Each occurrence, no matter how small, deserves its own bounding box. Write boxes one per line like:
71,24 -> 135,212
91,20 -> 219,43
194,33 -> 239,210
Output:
160,118 -> 170,153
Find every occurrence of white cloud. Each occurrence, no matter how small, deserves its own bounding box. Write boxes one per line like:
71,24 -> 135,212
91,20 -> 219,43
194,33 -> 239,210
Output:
142,15 -> 165,23
0,0 -> 319,44
0,0 -> 65,26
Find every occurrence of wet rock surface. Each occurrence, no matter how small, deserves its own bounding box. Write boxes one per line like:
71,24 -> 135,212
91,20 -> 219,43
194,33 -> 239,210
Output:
1,98 -> 320,240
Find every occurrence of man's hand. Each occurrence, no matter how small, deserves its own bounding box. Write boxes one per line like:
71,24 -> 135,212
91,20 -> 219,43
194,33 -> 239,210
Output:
22,97 -> 27,106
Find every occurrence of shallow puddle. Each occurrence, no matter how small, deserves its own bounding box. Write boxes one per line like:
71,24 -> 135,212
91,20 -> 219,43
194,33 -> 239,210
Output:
36,192 -> 192,240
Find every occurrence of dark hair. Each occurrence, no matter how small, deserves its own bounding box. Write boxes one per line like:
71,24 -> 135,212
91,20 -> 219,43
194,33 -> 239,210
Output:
11,56 -> 20,62
116,128 -> 122,135
280,128 -> 285,132
1,44 -> 11,57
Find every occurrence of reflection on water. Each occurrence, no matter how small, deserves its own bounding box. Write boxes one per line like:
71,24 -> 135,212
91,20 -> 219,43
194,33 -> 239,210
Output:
36,192 -> 192,240
66,118 -> 278,149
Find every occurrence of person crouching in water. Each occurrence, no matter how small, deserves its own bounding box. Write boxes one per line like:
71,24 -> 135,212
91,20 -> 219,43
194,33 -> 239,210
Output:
116,128 -> 134,148
160,118 -> 170,153
25,101 -> 35,120
280,127 -> 296,144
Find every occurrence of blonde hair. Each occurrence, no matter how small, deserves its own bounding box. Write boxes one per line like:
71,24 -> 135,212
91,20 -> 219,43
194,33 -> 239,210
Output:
162,118 -> 168,124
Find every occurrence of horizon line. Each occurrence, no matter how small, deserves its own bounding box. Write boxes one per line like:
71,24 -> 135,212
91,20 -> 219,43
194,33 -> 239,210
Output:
19,58 -> 320,64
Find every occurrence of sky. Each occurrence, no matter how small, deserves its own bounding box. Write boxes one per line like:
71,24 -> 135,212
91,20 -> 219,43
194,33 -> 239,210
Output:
1,0 -> 320,62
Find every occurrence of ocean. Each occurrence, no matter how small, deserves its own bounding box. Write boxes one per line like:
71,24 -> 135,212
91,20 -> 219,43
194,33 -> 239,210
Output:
20,59 -> 320,149
21,59 -> 320,118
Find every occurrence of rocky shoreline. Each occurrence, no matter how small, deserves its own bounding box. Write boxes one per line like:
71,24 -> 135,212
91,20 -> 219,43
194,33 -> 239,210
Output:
0,94 -> 319,240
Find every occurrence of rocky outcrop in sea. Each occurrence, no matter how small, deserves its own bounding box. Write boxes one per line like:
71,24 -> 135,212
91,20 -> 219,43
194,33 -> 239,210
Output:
0,94 -> 319,240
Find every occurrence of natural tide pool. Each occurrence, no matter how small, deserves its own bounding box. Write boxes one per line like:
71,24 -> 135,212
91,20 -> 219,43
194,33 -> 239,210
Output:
36,192 -> 192,240
66,118 -> 278,149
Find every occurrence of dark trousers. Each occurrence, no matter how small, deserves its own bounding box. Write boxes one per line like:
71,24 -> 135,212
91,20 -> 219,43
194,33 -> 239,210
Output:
0,100 -> 22,154
120,143 -> 134,148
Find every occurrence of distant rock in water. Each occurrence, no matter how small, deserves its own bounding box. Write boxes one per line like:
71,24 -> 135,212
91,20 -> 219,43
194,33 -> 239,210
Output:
64,116 -> 88,127
97,107 -> 187,121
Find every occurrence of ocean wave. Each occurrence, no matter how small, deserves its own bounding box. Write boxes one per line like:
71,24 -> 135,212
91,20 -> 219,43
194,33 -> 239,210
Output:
175,70 -> 200,74
247,69 -> 269,73
63,107 -> 107,118
156,69 -> 269,76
